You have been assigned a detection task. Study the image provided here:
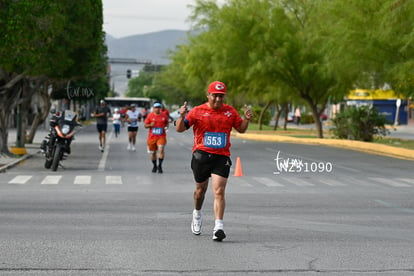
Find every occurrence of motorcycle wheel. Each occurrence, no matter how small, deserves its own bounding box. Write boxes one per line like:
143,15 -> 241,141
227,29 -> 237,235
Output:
51,144 -> 61,171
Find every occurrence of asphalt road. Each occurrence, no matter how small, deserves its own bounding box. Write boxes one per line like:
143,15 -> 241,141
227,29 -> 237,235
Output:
0,123 -> 413,275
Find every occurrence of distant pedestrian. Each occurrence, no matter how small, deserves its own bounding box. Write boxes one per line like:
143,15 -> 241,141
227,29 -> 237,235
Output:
120,105 -> 128,127
141,107 -> 148,121
295,107 -> 301,125
112,108 -> 121,137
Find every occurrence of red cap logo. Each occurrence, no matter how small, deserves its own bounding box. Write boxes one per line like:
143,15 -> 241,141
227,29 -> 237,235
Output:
208,81 -> 226,94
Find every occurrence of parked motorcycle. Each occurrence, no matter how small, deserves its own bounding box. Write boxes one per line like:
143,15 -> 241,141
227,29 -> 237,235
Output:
40,109 -> 82,171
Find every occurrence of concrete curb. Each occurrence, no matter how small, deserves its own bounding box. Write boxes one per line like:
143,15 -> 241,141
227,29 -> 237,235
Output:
0,153 -> 34,173
233,132 -> 414,161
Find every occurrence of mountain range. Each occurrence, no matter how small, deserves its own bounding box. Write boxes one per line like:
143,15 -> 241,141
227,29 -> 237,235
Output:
105,30 -> 189,65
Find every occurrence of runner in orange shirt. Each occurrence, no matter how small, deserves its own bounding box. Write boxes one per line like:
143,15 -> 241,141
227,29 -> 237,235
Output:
175,81 -> 253,241
144,102 -> 169,173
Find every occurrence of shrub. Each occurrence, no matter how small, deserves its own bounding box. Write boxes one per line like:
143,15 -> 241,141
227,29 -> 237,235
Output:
301,114 -> 314,124
331,105 -> 388,141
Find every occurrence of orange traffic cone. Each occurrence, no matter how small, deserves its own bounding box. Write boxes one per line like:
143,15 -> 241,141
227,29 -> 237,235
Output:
233,157 -> 243,177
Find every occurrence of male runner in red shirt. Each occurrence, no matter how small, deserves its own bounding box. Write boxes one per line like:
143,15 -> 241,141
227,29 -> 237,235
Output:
144,102 -> 169,173
160,105 -> 172,122
175,81 -> 253,241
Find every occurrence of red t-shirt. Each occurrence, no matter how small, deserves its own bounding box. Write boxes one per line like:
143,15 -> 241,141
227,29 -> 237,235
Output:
185,103 -> 243,156
144,112 -> 169,139
161,108 -> 170,118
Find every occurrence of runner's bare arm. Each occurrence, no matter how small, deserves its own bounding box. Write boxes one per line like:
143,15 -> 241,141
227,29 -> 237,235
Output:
236,104 -> 253,133
175,101 -> 188,132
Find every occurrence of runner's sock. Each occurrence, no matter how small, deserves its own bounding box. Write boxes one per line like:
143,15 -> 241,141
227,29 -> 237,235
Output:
214,219 -> 224,230
193,209 -> 201,217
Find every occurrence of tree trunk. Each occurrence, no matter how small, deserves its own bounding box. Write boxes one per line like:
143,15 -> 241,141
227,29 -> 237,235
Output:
314,116 -> 323,138
282,104 -> 289,130
258,100 -> 272,130
26,81 -> 51,144
26,113 -> 41,144
21,79 -> 31,144
0,108 -> 11,156
26,95 -> 51,143
0,74 -> 23,155
304,98 -> 326,138
0,91 -> 21,155
272,104 -> 281,131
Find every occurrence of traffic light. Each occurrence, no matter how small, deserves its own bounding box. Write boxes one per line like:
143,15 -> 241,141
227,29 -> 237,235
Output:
126,69 -> 131,79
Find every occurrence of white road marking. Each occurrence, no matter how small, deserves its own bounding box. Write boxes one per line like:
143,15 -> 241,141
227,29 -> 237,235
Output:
283,177 -> 314,187
134,176 -> 155,185
41,175 -> 62,185
317,178 -> 347,186
396,178 -> 413,185
8,175 -> 32,184
106,175 -> 122,185
98,131 -> 113,171
370,177 -> 411,187
74,175 -> 91,185
252,177 -> 284,187
230,177 -> 253,187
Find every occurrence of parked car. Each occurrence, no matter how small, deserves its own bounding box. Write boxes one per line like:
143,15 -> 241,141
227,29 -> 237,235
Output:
169,107 -> 192,121
169,109 -> 181,121
287,112 -> 295,123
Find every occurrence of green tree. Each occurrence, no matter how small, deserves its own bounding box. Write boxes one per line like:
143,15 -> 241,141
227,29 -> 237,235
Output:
126,72 -> 154,98
321,0 -> 414,97
0,0 -> 107,155
155,44 -> 208,106
157,0 -> 413,138
187,0 -> 342,137
0,1 -> 62,155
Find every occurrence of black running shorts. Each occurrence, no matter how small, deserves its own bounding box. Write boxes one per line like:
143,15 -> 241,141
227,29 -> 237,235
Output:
191,150 -> 232,183
128,126 -> 138,132
97,124 -> 107,133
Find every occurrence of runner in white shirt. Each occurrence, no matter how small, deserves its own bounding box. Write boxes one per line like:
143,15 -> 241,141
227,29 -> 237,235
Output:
125,104 -> 142,151
112,108 -> 121,137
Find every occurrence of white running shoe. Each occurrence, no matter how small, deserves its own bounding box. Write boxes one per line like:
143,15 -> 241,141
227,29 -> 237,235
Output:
132,146 -> 136,151
127,144 -> 131,150
191,211 -> 202,235
212,229 -> 226,242
99,145 -> 103,151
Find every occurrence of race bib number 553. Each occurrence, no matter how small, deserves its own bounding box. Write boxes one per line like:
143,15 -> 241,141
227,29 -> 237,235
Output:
204,132 -> 227,149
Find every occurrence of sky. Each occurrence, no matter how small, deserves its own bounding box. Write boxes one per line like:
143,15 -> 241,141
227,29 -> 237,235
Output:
102,0 -> 199,38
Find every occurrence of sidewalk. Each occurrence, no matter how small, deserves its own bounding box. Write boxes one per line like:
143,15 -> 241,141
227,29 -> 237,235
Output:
0,128 -> 48,172
387,124 -> 414,140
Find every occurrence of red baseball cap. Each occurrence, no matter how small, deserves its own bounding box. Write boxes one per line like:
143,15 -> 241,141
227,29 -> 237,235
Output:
208,81 -> 226,94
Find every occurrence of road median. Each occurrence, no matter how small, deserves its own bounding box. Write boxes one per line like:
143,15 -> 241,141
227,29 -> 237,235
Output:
233,132 -> 414,161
